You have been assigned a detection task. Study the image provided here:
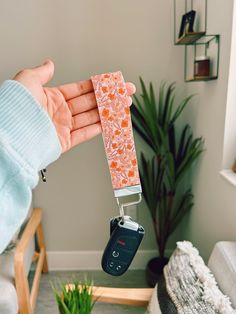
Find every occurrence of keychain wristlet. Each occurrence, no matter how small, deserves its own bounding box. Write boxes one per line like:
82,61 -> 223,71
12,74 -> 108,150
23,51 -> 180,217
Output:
92,71 -> 144,276
91,71 -> 141,197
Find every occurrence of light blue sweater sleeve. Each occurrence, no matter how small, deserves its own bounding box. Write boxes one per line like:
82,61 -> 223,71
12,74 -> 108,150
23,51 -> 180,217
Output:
0,80 -> 61,253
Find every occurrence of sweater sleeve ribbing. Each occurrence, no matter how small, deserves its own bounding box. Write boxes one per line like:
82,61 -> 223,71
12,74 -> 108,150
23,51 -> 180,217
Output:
0,80 -> 61,253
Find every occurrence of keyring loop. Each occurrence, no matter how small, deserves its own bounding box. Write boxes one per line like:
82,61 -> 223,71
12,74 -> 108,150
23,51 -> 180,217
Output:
116,193 -> 142,223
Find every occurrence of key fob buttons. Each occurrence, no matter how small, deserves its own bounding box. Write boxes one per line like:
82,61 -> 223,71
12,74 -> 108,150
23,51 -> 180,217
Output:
102,216 -> 145,276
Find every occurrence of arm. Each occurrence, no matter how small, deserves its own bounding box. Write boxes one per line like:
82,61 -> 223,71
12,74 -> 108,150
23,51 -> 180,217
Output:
0,60 -> 136,253
0,80 -> 61,253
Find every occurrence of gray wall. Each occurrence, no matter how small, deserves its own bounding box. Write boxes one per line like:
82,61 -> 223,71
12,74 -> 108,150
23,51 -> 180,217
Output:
0,0 -> 235,261
0,0 -> 184,254
183,0 -> 236,260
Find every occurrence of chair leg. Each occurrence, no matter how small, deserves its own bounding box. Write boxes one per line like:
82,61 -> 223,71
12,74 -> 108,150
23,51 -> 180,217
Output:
36,222 -> 48,273
15,259 -> 32,314
14,208 -> 47,314
91,286 -> 154,307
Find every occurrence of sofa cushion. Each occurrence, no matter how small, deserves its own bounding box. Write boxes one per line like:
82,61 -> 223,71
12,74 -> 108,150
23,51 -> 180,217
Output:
2,206 -> 33,254
163,241 -> 235,313
146,241 -> 236,314
0,274 -> 18,314
208,241 -> 236,308
0,236 -> 35,280
145,285 -> 161,314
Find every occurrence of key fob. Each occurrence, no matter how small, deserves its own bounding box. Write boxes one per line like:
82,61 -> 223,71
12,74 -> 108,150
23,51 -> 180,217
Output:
110,216 -> 122,235
102,216 -> 145,276
110,216 -> 135,235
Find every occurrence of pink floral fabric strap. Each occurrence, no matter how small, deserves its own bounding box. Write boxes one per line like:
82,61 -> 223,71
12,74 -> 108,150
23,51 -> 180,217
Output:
91,71 -> 141,197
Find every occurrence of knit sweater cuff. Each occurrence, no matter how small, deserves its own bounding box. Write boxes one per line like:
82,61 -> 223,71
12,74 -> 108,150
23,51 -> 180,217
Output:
0,80 -> 61,172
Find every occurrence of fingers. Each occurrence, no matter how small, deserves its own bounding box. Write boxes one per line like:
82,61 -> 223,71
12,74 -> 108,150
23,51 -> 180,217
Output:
68,92 -> 96,115
128,96 -> 132,106
58,80 -> 93,100
126,82 -> 136,96
71,122 -> 102,147
32,59 -> 54,85
58,80 -> 136,101
68,92 -> 133,117
72,108 -> 100,130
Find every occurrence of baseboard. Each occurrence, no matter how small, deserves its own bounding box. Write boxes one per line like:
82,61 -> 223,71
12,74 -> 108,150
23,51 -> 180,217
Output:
47,249 -> 173,271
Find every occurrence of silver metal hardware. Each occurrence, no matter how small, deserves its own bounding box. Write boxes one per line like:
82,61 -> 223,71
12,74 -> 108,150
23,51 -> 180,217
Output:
118,215 -> 139,231
40,169 -> 47,182
114,184 -> 142,198
116,193 -> 142,223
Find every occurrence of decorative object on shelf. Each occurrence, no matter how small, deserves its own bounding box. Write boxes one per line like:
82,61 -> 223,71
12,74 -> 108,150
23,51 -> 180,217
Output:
131,79 -> 204,287
194,56 -> 210,78
174,0 -> 220,82
174,0 -> 207,45
178,10 -> 196,39
185,34 -> 220,82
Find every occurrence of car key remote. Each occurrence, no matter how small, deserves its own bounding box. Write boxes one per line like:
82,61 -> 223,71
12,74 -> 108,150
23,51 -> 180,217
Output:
102,216 -> 145,276
92,72 -> 144,276
110,216 -> 135,235
110,216 -> 122,235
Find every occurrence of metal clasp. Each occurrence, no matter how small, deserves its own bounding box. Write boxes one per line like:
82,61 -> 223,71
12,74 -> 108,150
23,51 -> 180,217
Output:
40,169 -> 47,182
116,193 -> 142,223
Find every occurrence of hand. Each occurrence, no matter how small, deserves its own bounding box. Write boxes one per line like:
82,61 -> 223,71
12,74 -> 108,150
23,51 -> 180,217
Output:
14,60 -> 136,153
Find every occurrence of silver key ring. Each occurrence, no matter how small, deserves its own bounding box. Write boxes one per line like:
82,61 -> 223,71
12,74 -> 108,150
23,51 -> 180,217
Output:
116,193 -> 142,223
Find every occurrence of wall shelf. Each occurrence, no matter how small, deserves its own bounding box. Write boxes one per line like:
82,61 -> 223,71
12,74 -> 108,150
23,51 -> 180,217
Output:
186,76 -> 218,82
184,35 -> 220,82
174,0 -> 220,82
176,31 -> 206,45
174,0 -> 207,45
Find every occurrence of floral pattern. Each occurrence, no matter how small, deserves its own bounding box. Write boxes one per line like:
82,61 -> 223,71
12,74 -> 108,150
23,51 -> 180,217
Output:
91,71 -> 140,190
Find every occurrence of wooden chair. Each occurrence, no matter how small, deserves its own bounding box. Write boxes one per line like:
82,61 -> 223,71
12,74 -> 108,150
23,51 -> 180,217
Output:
92,286 -> 154,308
13,208 -> 154,313
14,208 -> 48,314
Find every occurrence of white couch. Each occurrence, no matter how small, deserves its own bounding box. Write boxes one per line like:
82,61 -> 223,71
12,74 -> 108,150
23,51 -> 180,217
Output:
208,241 -> 236,307
0,238 -> 34,313
0,208 -> 48,314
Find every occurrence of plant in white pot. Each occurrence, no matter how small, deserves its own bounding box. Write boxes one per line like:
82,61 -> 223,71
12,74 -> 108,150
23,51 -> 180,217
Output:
131,80 -> 204,287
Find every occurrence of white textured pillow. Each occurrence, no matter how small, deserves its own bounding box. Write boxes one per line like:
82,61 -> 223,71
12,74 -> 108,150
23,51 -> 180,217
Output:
164,241 -> 236,314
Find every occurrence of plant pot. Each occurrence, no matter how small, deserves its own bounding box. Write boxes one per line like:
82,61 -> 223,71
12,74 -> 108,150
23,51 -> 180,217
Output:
145,256 -> 169,287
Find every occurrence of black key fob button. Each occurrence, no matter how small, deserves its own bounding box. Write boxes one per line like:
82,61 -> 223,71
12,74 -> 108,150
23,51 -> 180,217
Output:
112,250 -> 119,258
102,216 -> 145,276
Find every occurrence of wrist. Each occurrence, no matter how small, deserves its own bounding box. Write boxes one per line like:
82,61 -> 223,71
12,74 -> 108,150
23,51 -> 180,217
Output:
0,80 -> 61,172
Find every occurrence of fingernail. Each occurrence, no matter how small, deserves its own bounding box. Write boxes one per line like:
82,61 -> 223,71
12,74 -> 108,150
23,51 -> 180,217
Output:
43,59 -> 50,65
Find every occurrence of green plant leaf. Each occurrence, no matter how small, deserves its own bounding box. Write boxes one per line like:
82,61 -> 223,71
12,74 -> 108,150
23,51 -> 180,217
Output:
170,95 -> 194,126
157,82 -> 165,125
168,125 -> 176,163
139,79 -> 158,140
131,105 -> 156,151
162,82 -> 175,128
132,78 -> 204,258
176,125 -> 191,167
176,138 -> 204,183
169,190 -> 194,235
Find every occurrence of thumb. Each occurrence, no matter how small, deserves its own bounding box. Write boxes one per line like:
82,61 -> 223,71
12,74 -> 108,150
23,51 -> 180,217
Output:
32,59 -> 54,85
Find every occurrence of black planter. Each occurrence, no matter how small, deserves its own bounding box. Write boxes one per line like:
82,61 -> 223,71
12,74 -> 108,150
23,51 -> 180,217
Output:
145,257 -> 169,287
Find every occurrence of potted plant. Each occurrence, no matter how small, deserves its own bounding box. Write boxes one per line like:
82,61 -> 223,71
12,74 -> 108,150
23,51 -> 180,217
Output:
131,80 -> 204,287
52,277 -> 96,314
